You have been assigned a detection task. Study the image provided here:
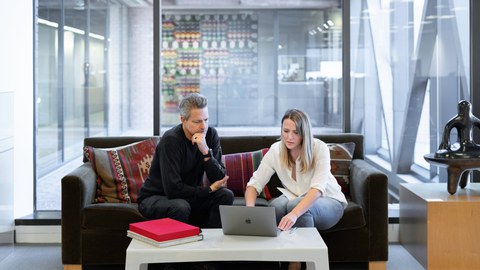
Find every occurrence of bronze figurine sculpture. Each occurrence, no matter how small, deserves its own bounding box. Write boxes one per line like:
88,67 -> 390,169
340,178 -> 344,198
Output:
436,100 -> 480,158
424,100 -> 480,194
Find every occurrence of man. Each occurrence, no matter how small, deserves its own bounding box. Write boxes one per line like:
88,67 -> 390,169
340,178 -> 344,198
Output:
138,93 -> 233,228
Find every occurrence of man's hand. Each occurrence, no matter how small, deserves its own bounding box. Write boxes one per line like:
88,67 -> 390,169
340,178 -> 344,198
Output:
210,175 -> 229,192
191,132 -> 209,154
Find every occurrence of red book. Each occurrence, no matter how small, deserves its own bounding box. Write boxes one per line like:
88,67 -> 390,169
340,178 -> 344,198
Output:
129,218 -> 200,242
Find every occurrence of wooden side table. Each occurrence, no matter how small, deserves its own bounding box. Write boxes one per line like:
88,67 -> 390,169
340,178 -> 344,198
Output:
399,183 -> 480,270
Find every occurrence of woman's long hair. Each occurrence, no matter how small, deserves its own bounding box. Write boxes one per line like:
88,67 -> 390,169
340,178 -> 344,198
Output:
279,109 -> 315,172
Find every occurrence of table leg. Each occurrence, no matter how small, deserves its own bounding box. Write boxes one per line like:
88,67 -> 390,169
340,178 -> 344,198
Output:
306,260 -> 329,270
125,260 -> 148,270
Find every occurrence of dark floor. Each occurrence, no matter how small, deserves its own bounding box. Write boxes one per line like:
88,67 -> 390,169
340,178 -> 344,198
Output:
0,243 -> 424,270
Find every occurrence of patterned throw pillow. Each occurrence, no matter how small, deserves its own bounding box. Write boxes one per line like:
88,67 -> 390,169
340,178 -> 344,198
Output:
327,142 -> 355,198
221,148 -> 272,200
85,138 -> 158,203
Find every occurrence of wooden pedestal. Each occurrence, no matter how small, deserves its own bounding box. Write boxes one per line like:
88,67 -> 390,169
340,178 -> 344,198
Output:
400,183 -> 480,270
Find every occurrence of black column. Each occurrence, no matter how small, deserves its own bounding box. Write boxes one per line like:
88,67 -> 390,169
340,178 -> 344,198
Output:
471,0 -> 480,181
153,0 -> 161,135
342,0 -> 351,133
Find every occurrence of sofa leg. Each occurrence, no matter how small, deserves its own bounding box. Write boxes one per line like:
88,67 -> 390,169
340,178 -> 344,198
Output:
63,264 -> 81,270
368,261 -> 386,270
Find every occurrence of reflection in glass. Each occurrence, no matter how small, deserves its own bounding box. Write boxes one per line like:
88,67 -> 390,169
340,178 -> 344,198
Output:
36,1 -> 153,210
350,0 -> 470,196
160,6 -> 343,132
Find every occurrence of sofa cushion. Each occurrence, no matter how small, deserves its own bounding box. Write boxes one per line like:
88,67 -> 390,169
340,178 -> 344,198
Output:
85,138 -> 158,203
221,148 -> 272,200
322,200 -> 366,233
328,142 -> 355,198
82,203 -> 146,230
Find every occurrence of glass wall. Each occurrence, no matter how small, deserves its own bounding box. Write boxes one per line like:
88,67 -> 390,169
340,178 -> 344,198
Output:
35,0 -> 343,210
34,0 -> 475,209
350,0 -> 470,200
0,91 -> 14,260
36,0 -> 154,210
160,2 -> 344,134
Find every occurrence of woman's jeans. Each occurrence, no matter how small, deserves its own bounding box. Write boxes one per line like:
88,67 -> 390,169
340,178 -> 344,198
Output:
269,195 -> 344,230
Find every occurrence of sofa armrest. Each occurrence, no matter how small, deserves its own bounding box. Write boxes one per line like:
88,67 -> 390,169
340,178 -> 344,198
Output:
61,162 -> 97,264
349,159 -> 388,261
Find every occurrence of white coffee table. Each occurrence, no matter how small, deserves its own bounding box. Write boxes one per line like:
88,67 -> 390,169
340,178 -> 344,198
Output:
125,227 -> 329,270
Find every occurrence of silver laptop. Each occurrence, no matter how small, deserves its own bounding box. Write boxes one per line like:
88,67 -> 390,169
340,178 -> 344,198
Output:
219,205 -> 280,237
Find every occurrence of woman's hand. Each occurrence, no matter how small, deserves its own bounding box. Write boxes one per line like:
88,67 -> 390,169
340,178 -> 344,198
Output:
277,189 -> 322,230
278,212 -> 298,231
244,186 -> 258,207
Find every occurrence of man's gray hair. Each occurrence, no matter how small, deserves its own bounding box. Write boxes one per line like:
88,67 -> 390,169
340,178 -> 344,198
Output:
179,93 -> 208,120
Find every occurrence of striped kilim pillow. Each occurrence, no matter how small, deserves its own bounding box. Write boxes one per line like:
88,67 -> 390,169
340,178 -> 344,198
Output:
85,138 -> 158,203
327,142 -> 355,198
222,148 -> 272,200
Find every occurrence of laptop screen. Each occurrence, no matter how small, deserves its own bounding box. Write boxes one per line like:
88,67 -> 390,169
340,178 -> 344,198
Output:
219,205 -> 279,237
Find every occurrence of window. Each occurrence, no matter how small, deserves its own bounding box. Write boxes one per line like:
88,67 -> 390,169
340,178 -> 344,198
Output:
36,0 -> 154,210
350,0 -> 471,201
34,0 -> 476,209
158,2 -> 344,135
35,0 -> 344,211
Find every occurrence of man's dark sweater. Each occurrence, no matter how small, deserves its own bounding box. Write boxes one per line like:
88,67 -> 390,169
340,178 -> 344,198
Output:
138,124 -> 226,203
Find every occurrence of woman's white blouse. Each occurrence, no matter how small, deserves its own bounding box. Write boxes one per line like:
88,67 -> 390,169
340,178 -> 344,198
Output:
246,139 -> 348,208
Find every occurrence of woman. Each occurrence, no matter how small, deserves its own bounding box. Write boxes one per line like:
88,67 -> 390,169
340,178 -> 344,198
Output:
244,109 -> 347,270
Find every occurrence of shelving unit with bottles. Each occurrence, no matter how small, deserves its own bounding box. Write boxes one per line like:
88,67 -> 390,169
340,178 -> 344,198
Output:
161,13 -> 258,114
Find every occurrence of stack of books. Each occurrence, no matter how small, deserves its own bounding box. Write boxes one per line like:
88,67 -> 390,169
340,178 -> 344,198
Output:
128,218 -> 203,248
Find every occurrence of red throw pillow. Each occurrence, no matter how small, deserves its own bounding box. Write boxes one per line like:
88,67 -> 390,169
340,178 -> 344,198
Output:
85,138 -> 158,203
203,148 -> 272,200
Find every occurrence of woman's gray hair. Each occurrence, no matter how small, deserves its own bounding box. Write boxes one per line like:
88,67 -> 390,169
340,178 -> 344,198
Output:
178,93 -> 208,120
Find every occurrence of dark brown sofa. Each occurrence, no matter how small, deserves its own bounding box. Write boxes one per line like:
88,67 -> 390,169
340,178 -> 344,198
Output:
62,133 -> 388,270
